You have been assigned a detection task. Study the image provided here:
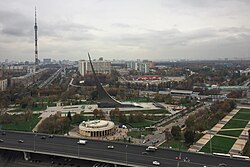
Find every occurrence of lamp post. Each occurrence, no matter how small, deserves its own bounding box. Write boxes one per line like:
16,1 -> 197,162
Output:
125,144 -> 128,166
33,134 -> 37,152
77,143 -> 80,157
209,131 -> 212,154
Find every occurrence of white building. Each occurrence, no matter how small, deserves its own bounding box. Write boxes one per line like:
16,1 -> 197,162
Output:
78,58 -> 111,76
126,60 -> 150,74
0,79 -> 7,91
79,120 -> 115,137
240,68 -> 250,76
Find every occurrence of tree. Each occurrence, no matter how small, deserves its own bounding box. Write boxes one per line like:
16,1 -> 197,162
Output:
248,129 -> 250,139
90,90 -> 98,100
185,115 -> 195,129
24,109 -> 33,121
20,96 -> 34,108
67,111 -> 72,121
135,112 -> 144,122
37,115 -> 70,134
93,109 -> 99,118
118,111 -> 127,124
184,129 -> 195,144
129,113 -> 135,123
171,126 -> 181,140
110,108 -> 120,120
0,97 -> 8,115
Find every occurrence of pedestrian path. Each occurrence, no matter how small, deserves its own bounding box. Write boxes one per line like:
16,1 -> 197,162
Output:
188,108 -> 239,152
229,121 -> 250,155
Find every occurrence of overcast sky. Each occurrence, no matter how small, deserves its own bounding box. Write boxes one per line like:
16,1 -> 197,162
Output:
0,0 -> 250,62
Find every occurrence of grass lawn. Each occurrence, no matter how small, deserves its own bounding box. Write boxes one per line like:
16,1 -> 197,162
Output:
127,131 -> 152,138
217,130 -> 243,137
30,105 -> 47,111
124,109 -> 171,115
2,114 -> 41,132
221,119 -> 248,129
200,136 -> 236,153
10,105 -> 48,112
233,109 -> 250,121
145,116 -> 164,121
160,139 -> 188,151
128,121 -> 155,128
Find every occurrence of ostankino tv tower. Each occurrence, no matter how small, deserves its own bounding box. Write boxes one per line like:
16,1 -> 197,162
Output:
34,7 -> 39,66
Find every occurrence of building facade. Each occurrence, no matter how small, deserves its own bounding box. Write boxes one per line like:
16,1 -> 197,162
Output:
240,68 -> 250,76
79,120 -> 115,137
126,59 -> 151,74
78,58 -> 111,76
0,79 -> 7,91
10,68 -> 48,88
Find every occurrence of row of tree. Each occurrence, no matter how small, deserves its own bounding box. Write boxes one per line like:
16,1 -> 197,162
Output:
170,126 -> 195,144
37,114 -> 71,134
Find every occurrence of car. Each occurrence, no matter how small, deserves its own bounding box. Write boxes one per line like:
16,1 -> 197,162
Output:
77,139 -> 87,145
176,156 -> 181,160
107,145 -> 114,149
152,160 -> 160,166
184,157 -> 190,162
0,139 -> 4,142
18,140 -> 24,143
218,163 -> 227,167
48,135 -> 54,138
2,132 -> 6,135
41,136 -> 46,139
146,146 -> 157,152
142,152 -> 149,155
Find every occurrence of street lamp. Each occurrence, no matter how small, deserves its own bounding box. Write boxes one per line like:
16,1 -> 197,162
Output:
78,143 -> 80,157
33,134 -> 37,152
209,131 -> 212,154
126,144 -> 128,166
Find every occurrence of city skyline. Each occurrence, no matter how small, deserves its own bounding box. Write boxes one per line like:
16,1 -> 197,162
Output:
0,0 -> 250,62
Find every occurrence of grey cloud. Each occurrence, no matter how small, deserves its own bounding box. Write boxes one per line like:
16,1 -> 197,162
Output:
38,20 -> 98,42
0,10 -> 33,37
218,27 -> 250,34
112,23 -> 131,28
109,26 -> 250,52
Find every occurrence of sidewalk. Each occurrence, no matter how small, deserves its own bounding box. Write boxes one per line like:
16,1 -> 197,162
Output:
229,121 -> 250,155
188,108 -> 240,152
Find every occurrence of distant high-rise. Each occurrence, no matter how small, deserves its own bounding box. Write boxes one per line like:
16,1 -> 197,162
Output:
78,58 -> 111,76
34,7 -> 39,65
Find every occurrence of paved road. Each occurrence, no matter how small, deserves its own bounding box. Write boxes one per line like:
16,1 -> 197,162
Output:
0,130 -> 249,167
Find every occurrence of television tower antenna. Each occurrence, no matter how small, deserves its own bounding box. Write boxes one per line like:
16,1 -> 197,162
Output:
34,7 -> 39,66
